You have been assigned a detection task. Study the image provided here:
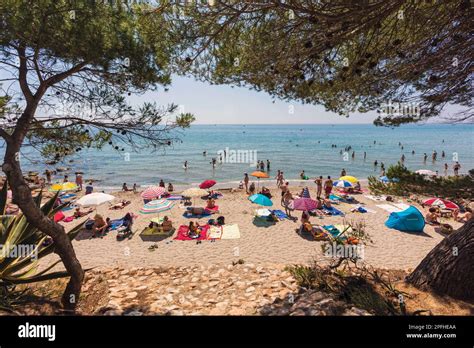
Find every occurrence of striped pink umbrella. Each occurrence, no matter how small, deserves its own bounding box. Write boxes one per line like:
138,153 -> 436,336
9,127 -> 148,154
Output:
141,186 -> 166,200
291,197 -> 318,211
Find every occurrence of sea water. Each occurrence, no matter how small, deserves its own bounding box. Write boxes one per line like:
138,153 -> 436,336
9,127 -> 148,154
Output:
10,124 -> 474,190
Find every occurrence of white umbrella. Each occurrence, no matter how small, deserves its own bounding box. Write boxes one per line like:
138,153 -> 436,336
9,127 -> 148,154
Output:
181,187 -> 209,206
76,192 -> 115,207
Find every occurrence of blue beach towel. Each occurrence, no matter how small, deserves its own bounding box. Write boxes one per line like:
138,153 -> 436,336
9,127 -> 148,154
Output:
323,225 -> 341,238
182,211 -> 212,219
271,209 -> 289,220
323,205 -> 345,216
108,219 -> 124,230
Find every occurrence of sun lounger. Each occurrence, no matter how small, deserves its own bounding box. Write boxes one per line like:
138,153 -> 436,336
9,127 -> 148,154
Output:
221,224 -> 240,239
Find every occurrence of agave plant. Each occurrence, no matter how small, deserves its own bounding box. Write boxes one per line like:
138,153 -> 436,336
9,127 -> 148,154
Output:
0,181 -> 84,286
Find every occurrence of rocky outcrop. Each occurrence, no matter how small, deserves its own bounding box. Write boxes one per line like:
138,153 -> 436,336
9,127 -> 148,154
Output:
80,263 -> 371,316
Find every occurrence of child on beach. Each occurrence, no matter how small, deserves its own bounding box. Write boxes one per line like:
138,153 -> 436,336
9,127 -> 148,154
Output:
168,183 -> 174,192
425,207 -> 440,225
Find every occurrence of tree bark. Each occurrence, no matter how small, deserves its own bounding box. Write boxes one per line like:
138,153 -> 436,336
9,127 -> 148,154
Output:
406,218 -> 474,302
2,111 -> 84,311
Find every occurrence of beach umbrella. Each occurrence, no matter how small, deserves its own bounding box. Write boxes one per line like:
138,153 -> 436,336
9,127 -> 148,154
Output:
49,182 -> 78,192
140,199 -> 174,214
199,180 -> 216,189
181,188 -> 209,197
181,187 -> 209,205
333,180 -> 353,188
301,187 -> 311,198
339,175 -> 359,183
76,192 -> 115,207
250,171 -> 269,190
250,171 -> 269,179
416,169 -> 437,176
423,198 -> 459,210
291,197 -> 317,211
141,186 -> 166,200
248,194 -> 273,207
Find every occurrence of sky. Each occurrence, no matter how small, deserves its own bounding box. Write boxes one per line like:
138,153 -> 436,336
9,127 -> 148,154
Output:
130,75 -> 380,124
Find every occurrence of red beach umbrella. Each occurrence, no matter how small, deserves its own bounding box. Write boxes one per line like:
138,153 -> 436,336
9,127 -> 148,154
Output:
199,180 -> 216,189
423,198 -> 459,210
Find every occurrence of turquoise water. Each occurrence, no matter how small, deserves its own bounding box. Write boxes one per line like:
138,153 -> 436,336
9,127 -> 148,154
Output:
13,124 -> 474,190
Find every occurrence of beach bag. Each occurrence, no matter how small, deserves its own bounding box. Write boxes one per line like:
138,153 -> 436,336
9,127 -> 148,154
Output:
217,216 -> 225,225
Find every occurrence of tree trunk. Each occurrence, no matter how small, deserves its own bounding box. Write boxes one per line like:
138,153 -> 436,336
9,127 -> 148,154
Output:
406,218 -> 474,302
2,133 -> 84,311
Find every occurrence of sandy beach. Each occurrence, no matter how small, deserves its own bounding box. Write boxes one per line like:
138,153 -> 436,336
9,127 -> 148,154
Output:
44,179 -> 464,272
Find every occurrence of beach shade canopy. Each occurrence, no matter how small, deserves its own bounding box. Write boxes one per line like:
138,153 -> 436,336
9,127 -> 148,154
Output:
333,180 -> 353,188
141,186 -> 166,200
250,171 -> 269,179
339,175 -> 358,183
416,169 -> 437,176
248,194 -> 273,207
76,192 -> 115,207
385,206 -> 425,233
301,187 -> 311,198
49,182 -> 78,192
199,180 -> 216,189
140,199 -> 174,214
423,198 -> 459,210
291,197 -> 317,211
181,188 -> 209,197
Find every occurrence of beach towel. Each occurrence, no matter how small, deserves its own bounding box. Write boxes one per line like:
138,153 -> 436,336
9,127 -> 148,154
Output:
208,225 -> 223,239
63,216 -> 74,222
392,203 -> 411,211
54,211 -> 65,222
364,195 -> 387,201
174,224 -> 209,241
323,225 -> 342,238
167,195 -> 183,200
182,211 -> 212,219
271,209 -> 289,220
256,209 -> 272,217
221,224 -> 240,239
108,219 -> 124,231
322,205 -> 345,216
205,205 -> 219,213
376,204 -> 403,213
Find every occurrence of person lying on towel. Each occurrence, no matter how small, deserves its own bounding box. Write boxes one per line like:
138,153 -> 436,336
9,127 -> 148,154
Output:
73,206 -> 93,218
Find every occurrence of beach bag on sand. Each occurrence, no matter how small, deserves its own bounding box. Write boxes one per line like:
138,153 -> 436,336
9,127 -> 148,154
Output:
217,216 -> 225,226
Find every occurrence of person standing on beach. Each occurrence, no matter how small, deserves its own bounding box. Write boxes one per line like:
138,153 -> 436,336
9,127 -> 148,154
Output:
133,183 -> 137,193
444,163 -> 448,176
340,168 -> 346,177
324,176 -> 333,198
275,170 -> 282,188
45,170 -> 52,185
432,150 -> 437,162
159,179 -> 165,188
259,161 -> 265,172
315,176 -> 323,199
453,162 -> 461,176
75,173 -> 83,190
267,159 -> 271,172
244,173 -> 249,193
63,175 -> 68,183
280,181 -> 289,205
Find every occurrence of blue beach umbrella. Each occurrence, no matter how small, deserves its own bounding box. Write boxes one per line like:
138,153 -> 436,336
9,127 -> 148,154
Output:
333,180 -> 353,188
248,194 -> 273,207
